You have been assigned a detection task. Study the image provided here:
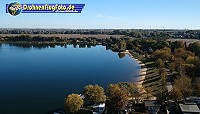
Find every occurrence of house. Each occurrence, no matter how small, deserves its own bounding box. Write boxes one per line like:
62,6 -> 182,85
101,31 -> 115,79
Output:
144,100 -> 161,114
166,100 -> 176,114
186,97 -> 200,105
93,103 -> 105,114
179,102 -> 200,114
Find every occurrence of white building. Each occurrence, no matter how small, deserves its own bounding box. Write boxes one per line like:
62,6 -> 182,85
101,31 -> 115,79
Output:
93,103 -> 105,114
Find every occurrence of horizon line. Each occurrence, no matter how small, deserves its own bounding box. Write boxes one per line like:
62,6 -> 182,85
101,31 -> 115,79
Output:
0,28 -> 200,30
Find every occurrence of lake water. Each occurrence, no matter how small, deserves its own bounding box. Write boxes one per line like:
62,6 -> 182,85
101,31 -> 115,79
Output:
0,43 -> 140,114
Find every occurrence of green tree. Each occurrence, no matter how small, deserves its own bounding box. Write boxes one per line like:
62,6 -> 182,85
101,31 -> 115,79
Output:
119,40 -> 127,52
107,84 -> 128,113
188,42 -> 200,57
184,64 -> 196,77
171,41 -> 185,52
193,78 -> 200,96
83,85 -> 106,105
110,43 -> 119,52
171,76 -> 192,100
112,30 -> 121,35
156,59 -> 164,68
156,41 -> 170,49
65,93 -> 83,113
126,41 -> 135,50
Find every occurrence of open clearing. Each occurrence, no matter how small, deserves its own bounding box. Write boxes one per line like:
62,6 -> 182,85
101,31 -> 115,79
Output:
167,38 -> 200,44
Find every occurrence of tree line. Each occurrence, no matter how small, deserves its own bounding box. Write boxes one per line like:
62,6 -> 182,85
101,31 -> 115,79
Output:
3,29 -> 198,38
65,83 -> 142,114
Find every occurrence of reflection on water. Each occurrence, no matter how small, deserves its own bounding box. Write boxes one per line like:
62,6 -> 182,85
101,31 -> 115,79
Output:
0,43 -> 140,114
6,43 -> 66,49
3,43 -> 97,49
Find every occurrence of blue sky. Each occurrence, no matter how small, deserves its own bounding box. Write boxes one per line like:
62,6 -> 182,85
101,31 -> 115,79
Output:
0,0 -> 200,29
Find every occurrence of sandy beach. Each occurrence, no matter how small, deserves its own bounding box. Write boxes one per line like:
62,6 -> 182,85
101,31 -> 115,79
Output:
124,50 -> 156,100
124,50 -> 147,92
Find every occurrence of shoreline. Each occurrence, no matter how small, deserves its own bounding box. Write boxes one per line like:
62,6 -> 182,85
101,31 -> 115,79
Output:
123,50 -> 147,93
124,50 -> 156,100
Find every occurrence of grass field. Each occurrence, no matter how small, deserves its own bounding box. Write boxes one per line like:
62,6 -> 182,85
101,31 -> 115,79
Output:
139,58 -> 167,99
129,50 -> 166,99
167,38 -> 200,45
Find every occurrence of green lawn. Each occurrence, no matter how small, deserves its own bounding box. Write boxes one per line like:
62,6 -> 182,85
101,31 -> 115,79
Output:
142,60 -> 167,97
129,50 -> 167,98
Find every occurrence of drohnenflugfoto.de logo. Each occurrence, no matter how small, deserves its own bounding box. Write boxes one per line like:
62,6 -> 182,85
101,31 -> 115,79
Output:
6,1 -> 85,16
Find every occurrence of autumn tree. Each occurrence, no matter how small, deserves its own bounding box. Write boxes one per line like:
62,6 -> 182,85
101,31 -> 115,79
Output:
174,48 -> 194,60
152,47 -> 172,62
144,86 -> 155,100
118,52 -> 126,58
162,47 -> 171,53
83,85 -> 106,105
168,62 -> 176,72
171,76 -> 192,100
173,58 -> 185,75
65,93 -> 83,113
117,82 -> 140,101
107,84 -> 128,113
159,68 -> 167,86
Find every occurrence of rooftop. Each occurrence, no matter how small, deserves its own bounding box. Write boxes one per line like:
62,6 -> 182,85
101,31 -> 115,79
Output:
144,100 -> 161,107
93,103 -> 105,108
179,104 -> 200,113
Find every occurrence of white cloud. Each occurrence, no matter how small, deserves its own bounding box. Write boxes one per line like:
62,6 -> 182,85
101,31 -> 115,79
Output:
96,14 -> 117,20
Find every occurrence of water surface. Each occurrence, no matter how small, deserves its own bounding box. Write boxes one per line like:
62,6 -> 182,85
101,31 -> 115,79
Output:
0,44 -> 140,114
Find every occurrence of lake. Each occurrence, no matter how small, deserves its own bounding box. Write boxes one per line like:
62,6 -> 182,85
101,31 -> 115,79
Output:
0,43 -> 140,114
